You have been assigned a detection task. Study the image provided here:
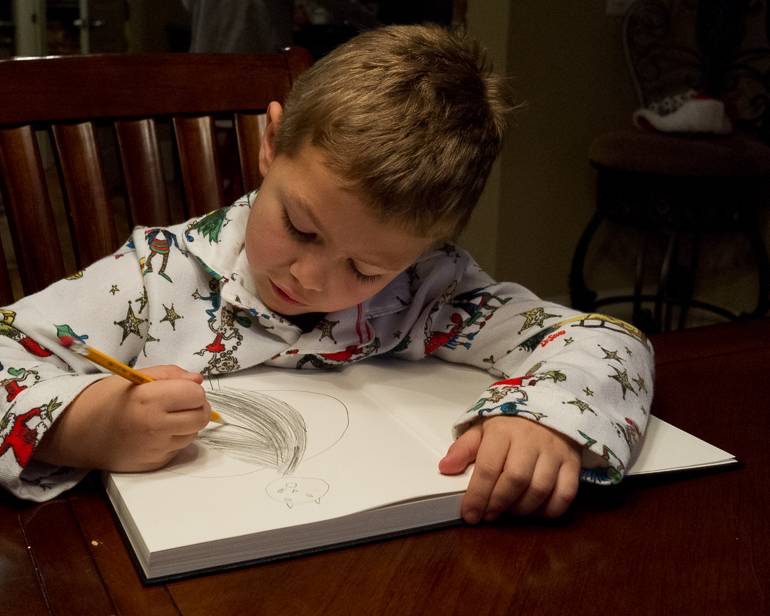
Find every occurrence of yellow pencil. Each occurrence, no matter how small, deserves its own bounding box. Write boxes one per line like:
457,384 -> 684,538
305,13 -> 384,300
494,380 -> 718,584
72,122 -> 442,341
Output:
58,335 -> 225,424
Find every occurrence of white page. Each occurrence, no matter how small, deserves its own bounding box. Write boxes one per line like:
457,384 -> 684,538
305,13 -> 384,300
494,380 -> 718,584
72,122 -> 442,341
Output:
107,357 -> 736,567
627,415 -> 736,475
348,358 -> 494,454
356,359 -> 737,475
108,362 -> 472,556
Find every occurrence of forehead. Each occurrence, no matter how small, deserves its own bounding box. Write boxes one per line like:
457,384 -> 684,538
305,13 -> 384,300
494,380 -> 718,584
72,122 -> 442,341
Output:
273,146 -> 434,270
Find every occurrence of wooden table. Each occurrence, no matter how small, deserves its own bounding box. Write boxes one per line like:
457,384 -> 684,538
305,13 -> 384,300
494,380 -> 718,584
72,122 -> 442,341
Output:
3,319 -> 768,616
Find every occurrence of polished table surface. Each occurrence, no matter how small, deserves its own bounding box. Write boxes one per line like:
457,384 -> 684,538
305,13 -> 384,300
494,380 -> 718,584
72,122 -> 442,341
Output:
2,318 -> 768,616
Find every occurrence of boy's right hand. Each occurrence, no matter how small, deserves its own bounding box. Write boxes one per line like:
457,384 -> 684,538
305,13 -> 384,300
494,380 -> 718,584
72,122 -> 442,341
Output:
33,365 -> 211,472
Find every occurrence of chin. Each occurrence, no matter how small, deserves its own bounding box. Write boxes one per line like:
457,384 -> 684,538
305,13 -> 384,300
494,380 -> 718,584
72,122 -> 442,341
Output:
278,305 -> 316,316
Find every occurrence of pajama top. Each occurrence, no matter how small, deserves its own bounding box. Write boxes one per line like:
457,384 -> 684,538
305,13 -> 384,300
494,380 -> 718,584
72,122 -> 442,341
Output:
0,192 -> 654,501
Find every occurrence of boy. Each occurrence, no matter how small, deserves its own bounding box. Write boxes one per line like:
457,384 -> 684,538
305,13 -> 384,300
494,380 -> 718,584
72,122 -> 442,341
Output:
0,25 -> 653,524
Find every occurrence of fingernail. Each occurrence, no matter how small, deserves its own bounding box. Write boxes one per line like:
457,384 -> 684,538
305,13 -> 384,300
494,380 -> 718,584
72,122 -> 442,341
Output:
465,509 -> 481,525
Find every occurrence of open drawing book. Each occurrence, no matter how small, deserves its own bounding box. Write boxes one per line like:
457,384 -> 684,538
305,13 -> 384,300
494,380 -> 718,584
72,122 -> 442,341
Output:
103,358 -> 738,583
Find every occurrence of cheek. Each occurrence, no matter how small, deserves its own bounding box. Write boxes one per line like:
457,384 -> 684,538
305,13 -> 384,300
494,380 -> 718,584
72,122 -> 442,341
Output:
245,213 -> 288,270
332,276 -> 397,309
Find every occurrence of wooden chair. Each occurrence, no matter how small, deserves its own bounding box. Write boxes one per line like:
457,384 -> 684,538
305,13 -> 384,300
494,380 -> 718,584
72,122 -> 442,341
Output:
0,48 -> 313,306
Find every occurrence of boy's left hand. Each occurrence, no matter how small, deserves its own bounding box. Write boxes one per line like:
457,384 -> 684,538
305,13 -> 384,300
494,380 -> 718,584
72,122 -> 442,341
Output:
438,416 -> 581,524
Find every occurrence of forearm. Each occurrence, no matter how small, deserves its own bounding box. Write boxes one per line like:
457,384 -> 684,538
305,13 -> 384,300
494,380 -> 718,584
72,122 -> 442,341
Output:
411,258 -> 654,481
0,237 -> 148,498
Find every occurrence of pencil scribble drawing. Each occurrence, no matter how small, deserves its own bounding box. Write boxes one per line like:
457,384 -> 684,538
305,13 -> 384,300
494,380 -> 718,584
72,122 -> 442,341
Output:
266,477 -> 330,508
164,378 -> 349,491
202,388 -> 307,475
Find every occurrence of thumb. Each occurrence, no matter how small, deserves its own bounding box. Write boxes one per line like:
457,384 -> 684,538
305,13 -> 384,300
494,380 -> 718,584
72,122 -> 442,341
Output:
439,424 -> 482,475
139,364 -> 204,384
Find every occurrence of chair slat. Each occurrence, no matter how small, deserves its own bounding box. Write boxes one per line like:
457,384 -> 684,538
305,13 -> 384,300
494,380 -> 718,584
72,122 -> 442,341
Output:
0,49 -> 313,301
115,119 -> 173,228
0,237 -> 14,306
0,126 -> 66,297
52,123 -> 120,269
173,116 -> 225,218
235,113 -> 265,192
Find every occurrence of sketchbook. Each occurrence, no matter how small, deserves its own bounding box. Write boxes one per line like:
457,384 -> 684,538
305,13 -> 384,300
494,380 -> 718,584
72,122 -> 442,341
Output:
103,357 -> 738,583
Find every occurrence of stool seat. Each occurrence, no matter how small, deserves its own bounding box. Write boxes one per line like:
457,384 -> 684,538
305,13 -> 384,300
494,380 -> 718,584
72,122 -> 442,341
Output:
571,0 -> 770,333
589,128 -> 770,178
571,127 -> 770,332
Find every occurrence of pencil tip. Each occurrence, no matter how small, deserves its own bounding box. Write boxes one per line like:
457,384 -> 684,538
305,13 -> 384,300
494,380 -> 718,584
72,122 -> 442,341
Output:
210,411 -> 227,425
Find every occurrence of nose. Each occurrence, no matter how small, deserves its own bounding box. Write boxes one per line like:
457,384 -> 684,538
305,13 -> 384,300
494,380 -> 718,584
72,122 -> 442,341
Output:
289,250 -> 328,292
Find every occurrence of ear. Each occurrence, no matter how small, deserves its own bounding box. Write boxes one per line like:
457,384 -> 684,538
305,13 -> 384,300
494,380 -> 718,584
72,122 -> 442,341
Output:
259,102 -> 284,178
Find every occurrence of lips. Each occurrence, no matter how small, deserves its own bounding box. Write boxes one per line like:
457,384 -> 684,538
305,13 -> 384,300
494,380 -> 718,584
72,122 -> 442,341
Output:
270,280 -> 306,306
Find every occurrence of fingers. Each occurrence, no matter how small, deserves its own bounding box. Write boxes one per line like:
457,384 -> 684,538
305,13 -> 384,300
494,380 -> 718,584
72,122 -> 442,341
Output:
122,376 -> 211,445
504,451 -> 579,517
140,364 -> 204,384
535,462 -> 580,518
461,426 -> 527,524
460,417 -> 581,524
438,424 -> 482,475
126,432 -> 200,472
147,380 -> 212,433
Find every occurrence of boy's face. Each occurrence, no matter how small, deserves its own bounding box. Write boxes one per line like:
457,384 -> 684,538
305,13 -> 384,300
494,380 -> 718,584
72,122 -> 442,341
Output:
245,104 -> 433,316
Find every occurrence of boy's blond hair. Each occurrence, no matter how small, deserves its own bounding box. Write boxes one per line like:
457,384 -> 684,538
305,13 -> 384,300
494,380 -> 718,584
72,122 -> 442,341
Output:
274,24 -> 519,241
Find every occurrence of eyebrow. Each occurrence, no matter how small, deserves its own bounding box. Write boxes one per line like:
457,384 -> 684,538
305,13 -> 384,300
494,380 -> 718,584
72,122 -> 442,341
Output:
285,191 -> 401,272
287,192 -> 327,235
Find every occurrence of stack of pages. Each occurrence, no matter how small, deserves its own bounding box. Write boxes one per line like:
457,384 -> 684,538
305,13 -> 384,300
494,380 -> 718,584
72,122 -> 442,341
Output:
104,358 -> 738,582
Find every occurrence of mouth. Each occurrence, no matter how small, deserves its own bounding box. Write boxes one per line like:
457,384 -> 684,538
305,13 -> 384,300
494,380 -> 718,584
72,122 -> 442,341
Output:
270,280 -> 306,306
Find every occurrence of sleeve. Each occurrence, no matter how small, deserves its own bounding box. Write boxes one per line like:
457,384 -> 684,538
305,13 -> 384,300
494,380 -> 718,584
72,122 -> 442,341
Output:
0,234 -> 151,501
411,248 -> 654,486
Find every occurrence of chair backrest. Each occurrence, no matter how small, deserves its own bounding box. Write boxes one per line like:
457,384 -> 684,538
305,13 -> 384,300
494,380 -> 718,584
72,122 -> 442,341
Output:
624,0 -> 769,141
0,48 -> 313,305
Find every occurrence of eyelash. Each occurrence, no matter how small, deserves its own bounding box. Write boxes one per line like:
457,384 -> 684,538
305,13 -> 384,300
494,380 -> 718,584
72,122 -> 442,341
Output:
281,209 -> 315,242
348,262 -> 381,285
281,208 -> 381,285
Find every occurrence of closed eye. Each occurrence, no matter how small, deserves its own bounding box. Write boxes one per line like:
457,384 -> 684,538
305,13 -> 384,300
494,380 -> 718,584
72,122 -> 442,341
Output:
282,208 -> 315,242
348,261 -> 381,284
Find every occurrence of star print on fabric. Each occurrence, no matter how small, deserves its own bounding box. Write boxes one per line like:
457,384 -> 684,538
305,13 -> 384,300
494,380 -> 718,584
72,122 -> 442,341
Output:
160,304 -> 183,331
135,288 -> 149,313
564,398 -> 597,415
142,332 -> 160,356
318,319 -> 339,343
109,285 -> 119,295
583,387 -> 594,397
599,346 -> 625,363
114,301 -> 146,344
517,307 -> 560,334
626,346 -> 632,355
633,374 -> 647,393
394,331 -> 402,339
564,337 -> 574,345
609,365 -> 637,399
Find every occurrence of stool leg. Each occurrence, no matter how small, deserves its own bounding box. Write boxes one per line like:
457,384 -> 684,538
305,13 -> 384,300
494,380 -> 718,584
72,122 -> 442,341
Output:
632,229 -> 650,327
656,230 -> 678,333
677,230 -> 701,330
569,213 -> 603,312
744,221 -> 770,319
